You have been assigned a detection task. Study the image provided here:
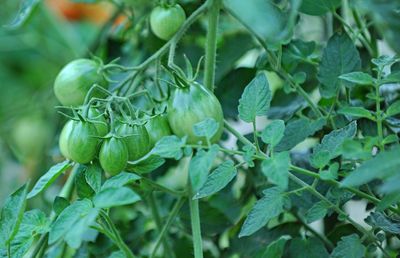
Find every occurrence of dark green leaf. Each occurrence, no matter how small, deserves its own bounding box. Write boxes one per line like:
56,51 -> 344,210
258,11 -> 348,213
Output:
288,238 -> 329,258
239,187 -> 285,237
27,160 -> 71,199
85,164 -> 102,193
64,209 -> 99,248
238,73 -> 272,122
261,151 -> 290,189
311,121 -> 357,168
330,234 -> 365,258
275,118 -> 326,151
299,0 -> 341,16
53,196 -> 70,215
93,187 -> 141,208
75,166 -> 95,199
306,201 -> 329,223
386,100 -> 400,117
318,32 -> 361,98
194,160 -> 237,199
365,212 -> 400,234
256,235 -> 291,258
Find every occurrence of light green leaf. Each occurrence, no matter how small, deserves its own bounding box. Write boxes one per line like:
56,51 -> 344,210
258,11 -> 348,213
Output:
64,208 -> 99,248
300,0 -> 341,16
85,164 -> 102,193
189,145 -> 220,191
330,234 -> 365,258
261,152 -> 290,189
27,160 -> 71,199
193,118 -> 219,140
151,135 -> 186,160
93,187 -> 141,208
127,153 -> 165,174
338,107 -> 374,120
339,72 -> 374,85
239,187 -> 285,237
238,73 -> 271,122
318,32 -> 361,98
194,160 -> 237,199
0,182 -> 29,248
341,146 -> 400,187
275,118 -> 326,151
49,199 -> 93,244
5,0 -> 40,29
261,120 -> 285,147
101,172 -> 140,190
386,100 -> 400,117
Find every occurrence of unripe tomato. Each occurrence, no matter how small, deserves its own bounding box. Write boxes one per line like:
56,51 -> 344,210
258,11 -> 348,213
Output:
88,107 -> 108,137
117,123 -> 151,161
150,4 -> 186,40
54,59 -> 108,107
59,120 -> 74,159
167,81 -> 224,144
66,120 -> 99,164
145,113 -> 172,146
11,116 -> 52,162
99,136 -> 128,175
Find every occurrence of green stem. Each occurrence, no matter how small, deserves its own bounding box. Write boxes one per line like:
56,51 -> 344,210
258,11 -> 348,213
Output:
189,183 -> 203,258
147,192 -> 175,258
141,177 -> 186,196
375,71 -> 384,151
252,120 -> 261,152
30,164 -> 79,258
204,0 -> 221,92
100,210 -> 136,258
116,1 -> 209,95
150,197 -> 185,258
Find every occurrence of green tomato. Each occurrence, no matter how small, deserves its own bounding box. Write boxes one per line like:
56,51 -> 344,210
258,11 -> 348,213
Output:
59,120 -> 73,159
11,116 -> 52,161
167,81 -> 224,144
99,136 -> 128,176
88,107 -> 108,137
66,120 -> 99,164
145,113 -> 172,146
54,59 -> 108,107
150,4 -> 186,40
117,123 -> 151,161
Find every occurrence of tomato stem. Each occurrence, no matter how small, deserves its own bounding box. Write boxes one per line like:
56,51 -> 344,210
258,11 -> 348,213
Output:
204,0 -> 221,92
189,186 -> 204,258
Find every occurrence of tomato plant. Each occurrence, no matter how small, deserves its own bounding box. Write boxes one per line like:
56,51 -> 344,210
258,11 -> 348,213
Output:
2,0 -> 400,258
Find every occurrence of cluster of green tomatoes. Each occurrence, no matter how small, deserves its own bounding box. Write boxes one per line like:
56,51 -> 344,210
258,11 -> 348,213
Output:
53,59 -> 223,176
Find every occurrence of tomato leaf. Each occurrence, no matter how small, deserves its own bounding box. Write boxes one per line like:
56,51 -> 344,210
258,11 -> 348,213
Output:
49,199 -> 93,245
256,235 -> 291,258
338,106 -> 374,120
27,160 -> 71,199
386,100 -> 400,117
261,120 -> 285,147
151,135 -> 186,160
339,72 -> 374,85
193,118 -> 219,140
305,201 -> 329,223
93,187 -> 141,208
341,146 -> 400,187
4,0 -> 40,29
194,160 -> 237,199
101,172 -> 141,190
127,154 -> 166,174
365,212 -> 400,234
318,32 -> 361,98
299,0 -> 341,16
0,182 -> 29,248
288,238 -> 329,258
189,145 -> 220,192
261,151 -> 290,189
330,234 -> 365,258
85,164 -> 102,193
239,187 -> 285,237
238,73 -> 272,122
